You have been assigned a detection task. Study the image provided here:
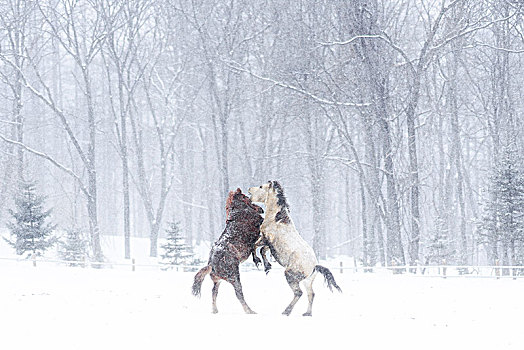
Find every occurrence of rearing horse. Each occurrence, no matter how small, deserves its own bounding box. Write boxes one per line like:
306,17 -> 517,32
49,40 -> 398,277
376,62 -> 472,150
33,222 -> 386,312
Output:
192,188 -> 263,314
249,181 -> 341,316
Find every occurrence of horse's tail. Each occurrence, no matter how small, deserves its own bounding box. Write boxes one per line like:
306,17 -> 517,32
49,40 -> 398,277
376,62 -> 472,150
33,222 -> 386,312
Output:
314,265 -> 342,293
192,265 -> 212,297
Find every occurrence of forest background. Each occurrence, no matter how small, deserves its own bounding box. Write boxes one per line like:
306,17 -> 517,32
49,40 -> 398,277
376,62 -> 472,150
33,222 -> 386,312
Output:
0,0 -> 523,268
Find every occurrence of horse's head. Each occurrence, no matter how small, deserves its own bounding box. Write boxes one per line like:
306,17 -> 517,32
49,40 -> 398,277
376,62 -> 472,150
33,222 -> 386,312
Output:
226,188 -> 264,220
248,181 -> 273,203
250,181 -> 290,224
249,181 -> 287,205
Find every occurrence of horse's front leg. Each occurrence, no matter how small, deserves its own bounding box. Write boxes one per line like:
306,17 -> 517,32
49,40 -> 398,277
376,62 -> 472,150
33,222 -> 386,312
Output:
260,245 -> 272,274
251,249 -> 262,268
254,236 -> 272,274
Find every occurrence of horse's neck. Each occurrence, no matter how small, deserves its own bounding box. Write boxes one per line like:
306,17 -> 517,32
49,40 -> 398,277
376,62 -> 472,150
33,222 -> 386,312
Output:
264,194 -> 280,219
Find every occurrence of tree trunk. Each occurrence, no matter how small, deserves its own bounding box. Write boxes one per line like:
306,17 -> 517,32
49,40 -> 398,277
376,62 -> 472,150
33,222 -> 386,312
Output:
198,126 -> 216,242
381,116 -> 405,265
406,97 -> 421,267
305,113 -> 327,260
220,114 -> 230,201
312,175 -> 326,260
118,74 -> 131,260
363,111 -> 380,265
181,135 -> 194,246
344,171 -> 354,257
83,66 -> 102,261
448,45 -> 467,266
359,175 -> 369,266
15,70 -> 24,182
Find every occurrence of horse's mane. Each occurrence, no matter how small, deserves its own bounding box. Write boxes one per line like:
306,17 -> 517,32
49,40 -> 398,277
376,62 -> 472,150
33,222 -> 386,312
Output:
271,181 -> 290,224
225,188 -> 241,220
271,181 -> 289,209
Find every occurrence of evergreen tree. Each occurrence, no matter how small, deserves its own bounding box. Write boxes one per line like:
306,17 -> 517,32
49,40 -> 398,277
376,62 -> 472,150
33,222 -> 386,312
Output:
4,180 -> 57,258
480,146 -> 524,266
425,214 -> 455,265
59,227 -> 89,267
160,221 -> 195,267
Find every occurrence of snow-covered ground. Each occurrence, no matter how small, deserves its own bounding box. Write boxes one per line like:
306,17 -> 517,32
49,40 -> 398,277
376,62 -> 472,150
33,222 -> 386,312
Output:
1,234 -> 523,349
1,261 -> 523,350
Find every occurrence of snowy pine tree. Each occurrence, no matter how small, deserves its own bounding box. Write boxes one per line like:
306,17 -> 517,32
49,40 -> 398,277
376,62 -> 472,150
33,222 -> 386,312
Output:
425,214 -> 455,265
59,227 -> 89,266
480,146 -> 524,267
160,221 -> 195,268
4,180 -> 57,258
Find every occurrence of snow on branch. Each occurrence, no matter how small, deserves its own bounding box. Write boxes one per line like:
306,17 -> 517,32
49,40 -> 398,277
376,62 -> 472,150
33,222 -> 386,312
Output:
0,134 -> 89,198
464,42 -> 524,54
225,60 -> 369,108
0,119 -> 22,125
319,33 -> 417,74
429,9 -> 521,53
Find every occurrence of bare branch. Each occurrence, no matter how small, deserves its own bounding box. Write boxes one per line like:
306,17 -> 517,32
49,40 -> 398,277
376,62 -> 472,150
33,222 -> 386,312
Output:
0,134 -> 88,197
464,42 -> 524,54
226,61 -> 369,107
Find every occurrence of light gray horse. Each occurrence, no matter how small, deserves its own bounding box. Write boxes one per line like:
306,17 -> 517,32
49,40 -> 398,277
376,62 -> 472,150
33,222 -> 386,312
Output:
249,181 -> 341,316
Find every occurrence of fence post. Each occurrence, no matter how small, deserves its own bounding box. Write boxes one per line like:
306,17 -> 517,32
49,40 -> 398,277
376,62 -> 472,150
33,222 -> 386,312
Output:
442,259 -> 447,279
132,258 -> 136,272
32,254 -> 37,268
495,260 -> 500,279
340,261 -> 343,274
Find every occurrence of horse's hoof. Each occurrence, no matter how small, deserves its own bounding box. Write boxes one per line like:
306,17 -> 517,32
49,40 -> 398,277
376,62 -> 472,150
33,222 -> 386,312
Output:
282,310 -> 291,316
212,309 -> 218,314
246,310 -> 257,314
302,312 -> 312,317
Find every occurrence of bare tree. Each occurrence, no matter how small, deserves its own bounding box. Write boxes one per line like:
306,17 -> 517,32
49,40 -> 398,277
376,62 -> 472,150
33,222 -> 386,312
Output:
0,0 -> 107,261
99,0 -> 152,258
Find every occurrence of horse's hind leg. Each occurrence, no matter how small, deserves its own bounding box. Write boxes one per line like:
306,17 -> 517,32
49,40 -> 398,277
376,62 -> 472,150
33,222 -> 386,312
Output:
302,272 -> 317,316
211,276 -> 221,314
231,275 -> 256,314
282,269 -> 305,316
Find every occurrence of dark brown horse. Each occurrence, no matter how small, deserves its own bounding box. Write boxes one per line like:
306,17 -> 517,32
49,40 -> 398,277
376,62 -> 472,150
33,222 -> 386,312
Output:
192,188 -> 264,314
